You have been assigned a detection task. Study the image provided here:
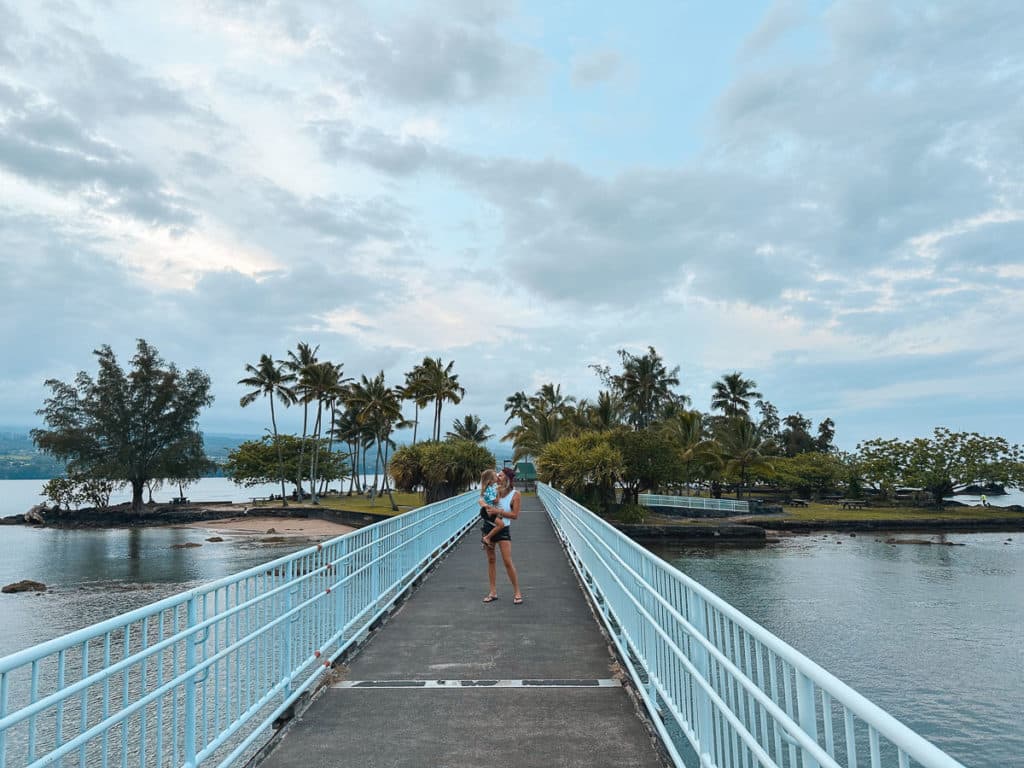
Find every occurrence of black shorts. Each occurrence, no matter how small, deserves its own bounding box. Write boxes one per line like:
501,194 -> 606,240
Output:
481,521 -> 511,542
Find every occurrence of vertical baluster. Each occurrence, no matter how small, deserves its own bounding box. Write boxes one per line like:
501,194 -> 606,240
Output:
56,650 -> 66,754
102,633 -> 111,766
172,608 -> 180,768
282,559 -> 294,696
121,624 -> 130,768
753,640 -> 770,762
214,589 -> 221,740
868,725 -> 881,768
27,659 -> 39,763
843,710 -> 857,768
820,690 -> 834,757
689,593 -> 715,766
200,593 -> 208,754
782,663 -> 798,768
795,671 -> 819,768
0,670 -> 7,768
768,653 -> 782,762
155,614 -> 164,768
139,617 -> 148,768
898,748 -> 910,768
183,597 -> 198,768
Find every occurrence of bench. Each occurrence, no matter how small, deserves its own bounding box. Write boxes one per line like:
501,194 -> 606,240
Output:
787,499 -> 809,508
840,499 -> 869,509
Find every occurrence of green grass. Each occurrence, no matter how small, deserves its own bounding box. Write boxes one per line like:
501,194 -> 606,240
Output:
771,501 -> 1020,522
250,491 -> 424,517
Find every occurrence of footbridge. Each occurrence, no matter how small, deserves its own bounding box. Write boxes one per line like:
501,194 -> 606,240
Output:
0,486 -> 968,767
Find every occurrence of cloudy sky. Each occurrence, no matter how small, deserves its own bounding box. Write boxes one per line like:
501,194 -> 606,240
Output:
1,0 -> 1022,451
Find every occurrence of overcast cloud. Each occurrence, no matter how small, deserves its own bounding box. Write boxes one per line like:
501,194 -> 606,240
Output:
1,0 -> 1022,450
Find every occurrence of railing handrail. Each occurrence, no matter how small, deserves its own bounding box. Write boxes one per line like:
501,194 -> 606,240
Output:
638,493 -> 749,511
540,483 -> 966,768
0,491 -> 480,768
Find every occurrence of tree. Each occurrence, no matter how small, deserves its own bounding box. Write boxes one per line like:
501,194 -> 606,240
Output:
593,346 -> 682,429
781,412 -> 816,456
713,417 -> 774,498
33,340 -> 214,514
301,361 -> 349,503
347,371 -> 405,509
856,437 -> 905,500
773,452 -> 844,499
903,428 -> 1024,506
447,414 -> 492,444
711,371 -> 762,418
754,399 -> 781,448
400,362 -> 430,444
224,435 -> 347,493
389,440 -> 494,503
816,418 -> 836,453
419,357 -> 464,441
611,427 -> 686,504
238,353 -> 297,504
283,342 -> 319,497
537,432 -> 622,511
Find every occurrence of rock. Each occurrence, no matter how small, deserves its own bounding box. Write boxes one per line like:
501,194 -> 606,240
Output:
206,536 -> 224,542
3,580 -> 47,594
884,538 -> 934,545
849,533 -> 856,537
170,542 -> 202,549
266,528 -> 277,534
24,504 -> 47,525
261,536 -> 287,543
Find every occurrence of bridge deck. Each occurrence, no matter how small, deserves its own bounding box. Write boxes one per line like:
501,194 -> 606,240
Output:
260,495 -> 667,768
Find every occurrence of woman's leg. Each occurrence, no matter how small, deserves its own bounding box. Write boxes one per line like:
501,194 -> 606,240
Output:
485,544 -> 497,599
497,540 -> 521,600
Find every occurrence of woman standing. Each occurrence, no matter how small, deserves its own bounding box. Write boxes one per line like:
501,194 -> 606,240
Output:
482,467 -> 523,605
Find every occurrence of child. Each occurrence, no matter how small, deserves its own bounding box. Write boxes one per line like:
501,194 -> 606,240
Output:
478,468 -> 504,548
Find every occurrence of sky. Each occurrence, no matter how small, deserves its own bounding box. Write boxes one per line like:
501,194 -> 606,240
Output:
1,0 -> 1022,452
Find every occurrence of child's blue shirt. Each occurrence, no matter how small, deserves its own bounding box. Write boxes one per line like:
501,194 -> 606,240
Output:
482,484 -> 497,505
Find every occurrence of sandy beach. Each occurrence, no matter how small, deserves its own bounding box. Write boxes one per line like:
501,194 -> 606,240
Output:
185,515 -> 355,538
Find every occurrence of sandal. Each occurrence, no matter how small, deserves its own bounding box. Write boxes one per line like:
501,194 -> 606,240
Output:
513,595 -> 523,605
482,594 -> 499,603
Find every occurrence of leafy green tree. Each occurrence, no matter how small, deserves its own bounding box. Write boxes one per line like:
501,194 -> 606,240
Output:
537,431 -> 622,511
856,437 -> 905,500
224,435 -> 347,493
592,346 -> 683,429
389,440 -> 494,503
816,417 -> 836,453
781,412 -> 816,456
711,372 -> 762,418
239,353 -> 297,504
754,399 -> 781,446
611,427 -> 686,504
903,428 -> 1024,506
713,417 -> 774,498
41,477 -> 77,510
773,452 -> 844,499
447,414 -> 492,444
32,340 -> 214,514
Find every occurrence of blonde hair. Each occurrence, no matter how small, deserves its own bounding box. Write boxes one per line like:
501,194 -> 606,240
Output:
480,468 -> 498,487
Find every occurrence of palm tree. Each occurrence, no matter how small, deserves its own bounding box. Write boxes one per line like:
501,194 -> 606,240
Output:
238,354 -> 296,503
503,391 -> 529,424
711,372 -> 763,418
590,390 -> 624,431
400,363 -> 430,444
609,347 -> 681,429
447,414 -> 492,444
283,342 -> 319,496
347,371 -> 404,510
714,417 -> 773,498
420,357 -> 464,441
301,361 -> 349,504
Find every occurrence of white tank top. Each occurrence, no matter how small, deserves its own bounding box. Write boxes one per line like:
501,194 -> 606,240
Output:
496,490 -> 517,527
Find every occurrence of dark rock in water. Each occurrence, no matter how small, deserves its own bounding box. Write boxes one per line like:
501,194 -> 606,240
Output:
24,504 -> 47,525
206,536 -> 224,542
266,527 -> 277,534
3,580 -> 47,593
261,536 -> 287,543
170,542 -> 202,549
885,538 -> 934,545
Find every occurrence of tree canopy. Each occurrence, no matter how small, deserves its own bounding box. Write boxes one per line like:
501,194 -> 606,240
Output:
32,340 -> 214,513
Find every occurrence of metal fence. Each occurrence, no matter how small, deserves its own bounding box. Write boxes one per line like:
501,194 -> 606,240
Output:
539,484 -> 966,768
0,492 -> 478,768
639,493 -> 750,514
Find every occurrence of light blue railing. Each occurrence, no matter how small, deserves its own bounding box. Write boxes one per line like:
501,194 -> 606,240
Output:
0,492 -> 478,768
539,484 -> 965,768
639,493 -> 750,514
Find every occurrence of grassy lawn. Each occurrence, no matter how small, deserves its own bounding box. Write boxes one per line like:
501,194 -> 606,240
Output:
250,491 -> 425,516
771,501 -> 1020,522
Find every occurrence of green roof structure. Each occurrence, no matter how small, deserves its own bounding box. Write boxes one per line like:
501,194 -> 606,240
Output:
515,461 -> 537,481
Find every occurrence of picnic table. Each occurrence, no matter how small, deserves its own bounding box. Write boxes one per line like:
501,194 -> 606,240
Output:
787,498 -> 809,508
839,499 -> 870,509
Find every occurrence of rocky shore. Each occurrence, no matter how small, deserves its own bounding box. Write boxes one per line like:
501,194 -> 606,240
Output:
2,502 -> 393,530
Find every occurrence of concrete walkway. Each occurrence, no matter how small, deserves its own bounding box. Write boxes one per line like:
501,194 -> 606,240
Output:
260,495 -> 668,768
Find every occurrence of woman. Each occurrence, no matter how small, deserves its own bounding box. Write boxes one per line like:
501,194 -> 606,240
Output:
482,467 -> 523,605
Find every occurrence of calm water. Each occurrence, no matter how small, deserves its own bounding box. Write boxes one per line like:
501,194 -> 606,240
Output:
644,533 -> 1024,768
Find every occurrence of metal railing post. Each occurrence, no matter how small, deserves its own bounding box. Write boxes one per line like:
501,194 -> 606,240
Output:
797,671 -> 820,768
184,596 -> 198,768
689,592 -> 716,765
282,560 -> 294,695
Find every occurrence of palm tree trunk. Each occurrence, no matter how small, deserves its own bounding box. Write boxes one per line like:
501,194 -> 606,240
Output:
310,404 -> 322,504
270,397 -> 288,504
412,403 -> 419,444
296,402 -> 309,497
